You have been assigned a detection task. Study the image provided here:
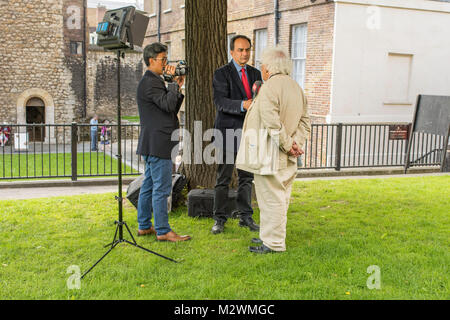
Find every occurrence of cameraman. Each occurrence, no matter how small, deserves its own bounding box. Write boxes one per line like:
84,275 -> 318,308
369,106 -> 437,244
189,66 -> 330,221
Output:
136,42 -> 191,242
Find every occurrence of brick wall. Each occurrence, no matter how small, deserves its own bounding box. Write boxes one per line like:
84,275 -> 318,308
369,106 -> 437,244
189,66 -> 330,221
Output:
86,46 -> 144,121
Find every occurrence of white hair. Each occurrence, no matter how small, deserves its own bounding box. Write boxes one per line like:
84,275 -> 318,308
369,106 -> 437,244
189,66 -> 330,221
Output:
260,46 -> 292,76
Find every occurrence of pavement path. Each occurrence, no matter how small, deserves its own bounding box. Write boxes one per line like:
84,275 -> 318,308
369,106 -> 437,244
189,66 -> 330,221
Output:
0,172 -> 447,201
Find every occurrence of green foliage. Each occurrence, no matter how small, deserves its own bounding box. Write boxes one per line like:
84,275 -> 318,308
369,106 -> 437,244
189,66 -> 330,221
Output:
0,176 -> 448,299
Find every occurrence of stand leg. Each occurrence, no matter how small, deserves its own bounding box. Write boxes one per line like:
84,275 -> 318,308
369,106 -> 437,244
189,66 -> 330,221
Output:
81,241 -> 119,279
124,240 -> 178,263
104,222 -> 120,248
123,221 -> 137,245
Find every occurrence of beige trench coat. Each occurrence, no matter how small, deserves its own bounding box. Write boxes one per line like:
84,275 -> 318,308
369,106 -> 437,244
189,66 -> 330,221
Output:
236,73 -> 311,175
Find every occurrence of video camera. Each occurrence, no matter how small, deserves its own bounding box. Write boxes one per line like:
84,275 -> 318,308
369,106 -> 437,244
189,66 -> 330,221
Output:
163,60 -> 189,82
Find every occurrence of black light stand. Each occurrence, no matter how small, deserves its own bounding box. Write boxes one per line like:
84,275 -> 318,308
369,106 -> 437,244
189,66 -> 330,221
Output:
81,50 -> 177,280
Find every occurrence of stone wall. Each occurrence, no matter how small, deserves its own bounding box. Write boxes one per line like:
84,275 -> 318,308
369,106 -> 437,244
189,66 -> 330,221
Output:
86,46 -> 144,121
0,0 -> 87,127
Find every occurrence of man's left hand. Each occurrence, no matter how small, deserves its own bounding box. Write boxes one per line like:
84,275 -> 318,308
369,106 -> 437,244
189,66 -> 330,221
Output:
288,142 -> 304,158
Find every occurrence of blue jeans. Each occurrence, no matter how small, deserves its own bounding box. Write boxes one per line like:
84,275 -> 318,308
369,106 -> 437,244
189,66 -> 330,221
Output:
90,129 -> 98,151
137,155 -> 172,236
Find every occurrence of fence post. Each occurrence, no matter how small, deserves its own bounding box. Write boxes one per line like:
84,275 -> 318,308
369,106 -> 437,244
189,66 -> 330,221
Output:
335,123 -> 343,171
71,122 -> 78,181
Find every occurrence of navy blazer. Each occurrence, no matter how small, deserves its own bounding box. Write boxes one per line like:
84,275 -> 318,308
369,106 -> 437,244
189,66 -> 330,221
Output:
136,70 -> 184,159
213,61 -> 262,153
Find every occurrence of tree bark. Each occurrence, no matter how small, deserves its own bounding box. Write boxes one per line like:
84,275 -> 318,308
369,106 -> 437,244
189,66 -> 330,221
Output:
183,0 -> 227,189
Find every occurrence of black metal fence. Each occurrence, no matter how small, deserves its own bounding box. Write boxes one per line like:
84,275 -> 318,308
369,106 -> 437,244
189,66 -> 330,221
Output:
0,122 -> 444,180
300,123 -> 445,170
0,123 -> 144,180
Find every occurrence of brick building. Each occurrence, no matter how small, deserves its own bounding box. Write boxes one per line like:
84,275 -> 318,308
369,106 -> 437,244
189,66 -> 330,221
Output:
142,0 -> 450,124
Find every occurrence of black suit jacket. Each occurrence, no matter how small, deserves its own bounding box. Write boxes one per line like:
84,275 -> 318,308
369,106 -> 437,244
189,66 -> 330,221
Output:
213,61 -> 262,153
136,70 -> 184,159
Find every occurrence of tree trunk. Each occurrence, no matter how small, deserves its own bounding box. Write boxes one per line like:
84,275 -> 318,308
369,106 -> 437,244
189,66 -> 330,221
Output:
182,0 -> 227,189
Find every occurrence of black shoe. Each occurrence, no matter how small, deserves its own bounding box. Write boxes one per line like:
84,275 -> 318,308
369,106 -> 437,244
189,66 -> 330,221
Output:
251,238 -> 263,244
211,220 -> 225,234
239,217 -> 260,232
249,244 -> 276,254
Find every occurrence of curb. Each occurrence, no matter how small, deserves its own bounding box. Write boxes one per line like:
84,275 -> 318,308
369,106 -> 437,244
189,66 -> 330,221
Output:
0,177 -> 138,189
0,167 -> 444,189
296,166 -> 441,178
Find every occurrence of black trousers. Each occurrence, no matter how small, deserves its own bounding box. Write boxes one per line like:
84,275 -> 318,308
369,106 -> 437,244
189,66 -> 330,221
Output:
213,152 -> 253,222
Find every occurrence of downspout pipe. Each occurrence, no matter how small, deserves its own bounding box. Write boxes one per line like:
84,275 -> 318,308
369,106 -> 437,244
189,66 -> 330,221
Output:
274,0 -> 280,45
83,0 -> 87,119
157,0 -> 161,42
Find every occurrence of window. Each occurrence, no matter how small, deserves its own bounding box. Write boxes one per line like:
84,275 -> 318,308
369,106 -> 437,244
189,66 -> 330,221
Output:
90,33 -> 97,45
181,39 -> 186,60
165,42 -> 171,62
227,33 -> 236,62
70,41 -> 83,55
291,24 -> 307,88
145,0 -> 156,15
163,0 -> 172,13
254,29 -> 268,70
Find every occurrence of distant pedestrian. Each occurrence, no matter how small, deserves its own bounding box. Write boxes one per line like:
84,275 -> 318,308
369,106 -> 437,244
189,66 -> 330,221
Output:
90,115 -> 99,151
0,123 -> 11,147
100,120 -> 111,151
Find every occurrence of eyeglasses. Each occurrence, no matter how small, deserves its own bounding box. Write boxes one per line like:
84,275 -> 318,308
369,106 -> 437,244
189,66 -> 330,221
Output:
153,57 -> 168,63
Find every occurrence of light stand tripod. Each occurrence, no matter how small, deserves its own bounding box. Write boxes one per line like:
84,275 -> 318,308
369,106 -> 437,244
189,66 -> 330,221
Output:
81,50 -> 177,280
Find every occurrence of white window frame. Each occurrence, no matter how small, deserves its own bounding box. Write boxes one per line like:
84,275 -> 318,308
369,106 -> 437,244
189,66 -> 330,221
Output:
254,29 -> 268,71
227,33 -> 236,62
163,0 -> 172,13
165,41 -> 171,62
145,0 -> 157,17
291,24 -> 307,88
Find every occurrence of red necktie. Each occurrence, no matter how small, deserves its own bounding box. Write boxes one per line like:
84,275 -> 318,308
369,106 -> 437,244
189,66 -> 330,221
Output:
241,68 -> 252,100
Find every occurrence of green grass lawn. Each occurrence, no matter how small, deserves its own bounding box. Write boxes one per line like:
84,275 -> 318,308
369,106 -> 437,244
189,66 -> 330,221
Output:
0,176 -> 448,300
122,116 -> 140,122
0,153 -> 138,179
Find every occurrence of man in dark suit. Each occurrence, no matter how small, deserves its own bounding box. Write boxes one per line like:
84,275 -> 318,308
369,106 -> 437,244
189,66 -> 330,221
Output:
211,35 -> 262,234
136,42 -> 191,242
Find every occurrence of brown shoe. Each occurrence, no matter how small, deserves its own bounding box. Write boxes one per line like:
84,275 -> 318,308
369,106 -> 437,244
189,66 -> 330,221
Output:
157,231 -> 191,242
137,226 -> 157,237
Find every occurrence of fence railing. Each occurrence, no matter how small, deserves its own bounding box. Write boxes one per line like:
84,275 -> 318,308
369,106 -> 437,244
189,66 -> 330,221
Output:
0,123 -> 143,180
0,122 -> 444,180
300,123 -> 445,170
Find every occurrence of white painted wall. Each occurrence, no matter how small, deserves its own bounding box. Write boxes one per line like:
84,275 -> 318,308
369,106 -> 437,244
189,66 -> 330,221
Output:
329,0 -> 450,123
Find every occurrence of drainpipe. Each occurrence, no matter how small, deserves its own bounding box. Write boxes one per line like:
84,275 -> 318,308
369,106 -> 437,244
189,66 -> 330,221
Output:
157,0 -> 161,42
274,0 -> 280,45
82,0 -> 87,119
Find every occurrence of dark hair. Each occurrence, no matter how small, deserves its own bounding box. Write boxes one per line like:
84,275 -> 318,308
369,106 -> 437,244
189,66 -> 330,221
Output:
143,42 -> 168,66
230,35 -> 252,51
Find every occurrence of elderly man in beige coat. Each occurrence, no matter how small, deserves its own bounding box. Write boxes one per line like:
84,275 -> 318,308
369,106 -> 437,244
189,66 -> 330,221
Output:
236,47 -> 310,253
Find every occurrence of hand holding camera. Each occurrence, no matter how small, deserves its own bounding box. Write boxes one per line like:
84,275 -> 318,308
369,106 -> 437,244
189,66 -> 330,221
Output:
163,60 -> 188,86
